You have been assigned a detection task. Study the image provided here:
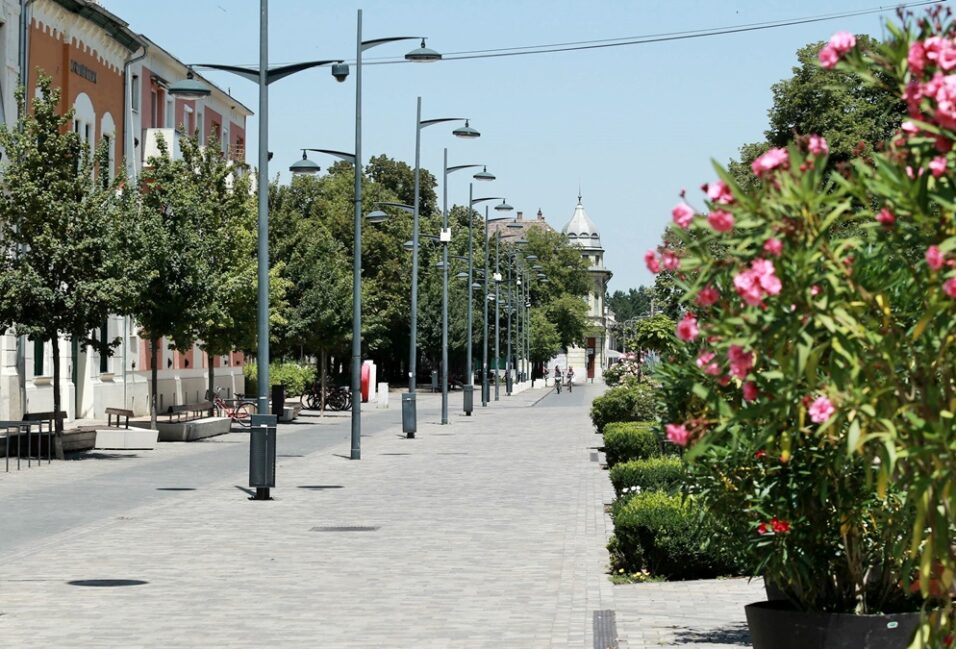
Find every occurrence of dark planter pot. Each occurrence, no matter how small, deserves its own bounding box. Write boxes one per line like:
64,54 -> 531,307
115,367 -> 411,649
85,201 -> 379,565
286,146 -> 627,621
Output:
746,601 -> 920,649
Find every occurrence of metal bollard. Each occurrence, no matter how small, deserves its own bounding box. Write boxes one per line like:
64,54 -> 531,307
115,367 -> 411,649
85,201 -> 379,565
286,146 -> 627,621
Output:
401,392 -> 417,437
248,414 -> 277,500
463,385 -> 474,416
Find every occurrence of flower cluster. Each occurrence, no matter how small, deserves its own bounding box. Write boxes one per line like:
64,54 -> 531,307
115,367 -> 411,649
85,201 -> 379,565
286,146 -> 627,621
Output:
733,258 -> 782,306
818,31 -> 856,69
757,517 -> 791,535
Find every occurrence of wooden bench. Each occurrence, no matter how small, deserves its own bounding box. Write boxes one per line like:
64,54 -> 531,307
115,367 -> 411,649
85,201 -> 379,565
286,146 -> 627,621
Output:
105,407 -> 134,429
165,401 -> 214,423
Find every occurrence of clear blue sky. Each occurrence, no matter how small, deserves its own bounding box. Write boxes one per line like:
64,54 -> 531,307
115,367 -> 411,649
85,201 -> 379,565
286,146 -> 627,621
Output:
102,0 -> 937,294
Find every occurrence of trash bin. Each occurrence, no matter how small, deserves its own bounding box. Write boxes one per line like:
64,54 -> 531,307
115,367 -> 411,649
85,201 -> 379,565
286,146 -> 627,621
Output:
430,370 -> 438,392
463,384 -> 474,415
506,372 -> 513,395
249,413 -> 277,499
402,392 -> 417,437
271,384 -> 285,417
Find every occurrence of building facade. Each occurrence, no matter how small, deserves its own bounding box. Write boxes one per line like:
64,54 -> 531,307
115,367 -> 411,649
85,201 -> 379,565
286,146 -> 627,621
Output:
0,0 -> 252,422
561,196 -> 612,381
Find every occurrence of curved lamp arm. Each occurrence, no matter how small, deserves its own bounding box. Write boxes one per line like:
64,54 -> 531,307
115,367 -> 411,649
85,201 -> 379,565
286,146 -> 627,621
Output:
196,59 -> 344,85
302,148 -> 356,163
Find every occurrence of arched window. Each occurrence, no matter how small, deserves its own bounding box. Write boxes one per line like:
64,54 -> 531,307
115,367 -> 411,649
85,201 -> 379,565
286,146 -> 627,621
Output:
72,92 -> 96,154
100,112 -> 116,181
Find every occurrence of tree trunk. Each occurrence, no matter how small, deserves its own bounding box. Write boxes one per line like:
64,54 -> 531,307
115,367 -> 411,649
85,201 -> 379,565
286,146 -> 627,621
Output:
207,349 -> 215,415
319,348 -> 327,415
51,335 -> 65,460
150,337 -> 158,430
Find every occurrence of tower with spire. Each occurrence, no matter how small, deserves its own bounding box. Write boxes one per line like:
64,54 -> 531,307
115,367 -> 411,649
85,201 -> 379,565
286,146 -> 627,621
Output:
560,193 -> 613,381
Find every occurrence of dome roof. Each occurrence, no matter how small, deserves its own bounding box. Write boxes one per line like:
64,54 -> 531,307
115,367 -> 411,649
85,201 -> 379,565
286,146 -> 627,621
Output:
561,196 -> 601,249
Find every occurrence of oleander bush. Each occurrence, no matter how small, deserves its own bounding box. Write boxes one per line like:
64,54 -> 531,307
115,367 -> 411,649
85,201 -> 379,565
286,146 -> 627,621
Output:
609,456 -> 684,498
590,380 -> 659,433
603,422 -> 659,468
609,491 -> 745,579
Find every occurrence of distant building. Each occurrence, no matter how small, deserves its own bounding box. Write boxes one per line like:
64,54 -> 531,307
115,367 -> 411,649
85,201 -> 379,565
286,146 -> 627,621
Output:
560,196 -> 612,382
487,208 -> 555,242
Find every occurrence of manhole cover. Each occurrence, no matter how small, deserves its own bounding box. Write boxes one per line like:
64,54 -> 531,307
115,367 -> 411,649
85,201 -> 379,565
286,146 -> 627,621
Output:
593,610 -> 619,648
310,526 -> 379,532
68,579 -> 148,587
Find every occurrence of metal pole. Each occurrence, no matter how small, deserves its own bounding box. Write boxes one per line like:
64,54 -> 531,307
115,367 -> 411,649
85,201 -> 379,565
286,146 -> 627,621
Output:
255,0 -> 270,417
506,259 -> 512,396
481,205 -> 489,406
464,184 -> 474,415
253,0 -> 271,501
405,96 -> 422,437
440,148 -> 449,425
350,8 -> 363,459
494,231 -> 500,401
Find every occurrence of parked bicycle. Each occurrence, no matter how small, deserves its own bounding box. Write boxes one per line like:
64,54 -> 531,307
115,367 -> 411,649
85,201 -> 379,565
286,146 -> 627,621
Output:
211,388 -> 255,427
300,383 -> 352,411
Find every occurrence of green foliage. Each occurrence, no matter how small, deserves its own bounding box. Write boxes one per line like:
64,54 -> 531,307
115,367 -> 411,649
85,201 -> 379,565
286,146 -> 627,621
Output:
603,358 -> 641,386
590,382 -> 659,433
630,315 -> 678,358
529,306 -> 562,364
545,294 -> 589,349
607,286 -> 654,322
244,362 -> 315,397
609,491 -> 746,579
603,421 -> 659,468
0,77 -> 134,447
609,456 -> 684,497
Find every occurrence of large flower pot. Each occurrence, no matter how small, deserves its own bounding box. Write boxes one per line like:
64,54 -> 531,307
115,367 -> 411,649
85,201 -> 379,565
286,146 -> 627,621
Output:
745,601 -> 920,649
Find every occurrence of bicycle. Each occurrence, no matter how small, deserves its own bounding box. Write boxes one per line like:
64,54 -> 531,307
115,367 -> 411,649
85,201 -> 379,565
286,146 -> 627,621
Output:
566,374 -> 574,393
300,383 -> 352,411
554,374 -> 562,394
211,388 -> 255,427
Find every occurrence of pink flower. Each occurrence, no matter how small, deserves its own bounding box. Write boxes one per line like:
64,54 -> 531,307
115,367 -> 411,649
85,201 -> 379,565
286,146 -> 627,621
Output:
909,40 -> 926,76
757,522 -> 770,536
930,156 -> 948,177
672,202 -> 695,229
876,208 -> 895,225
770,517 -> 791,534
901,120 -> 920,135
808,395 -> 835,424
944,277 -> 956,298
819,44 -> 840,69
807,134 -> 829,155
644,250 -> 660,274
661,250 -> 680,272
924,36 -> 956,72
927,245 -> 945,271
728,345 -> 754,379
829,31 -> 856,55
750,258 -> 782,296
676,314 -> 699,342
810,284 -> 822,297
751,148 -> 789,177
705,180 -> 734,205
742,381 -> 759,401
763,238 -> 783,257
665,423 -> 691,447
696,285 -> 720,307
733,259 -> 782,307
696,351 -> 721,376
707,209 -> 734,232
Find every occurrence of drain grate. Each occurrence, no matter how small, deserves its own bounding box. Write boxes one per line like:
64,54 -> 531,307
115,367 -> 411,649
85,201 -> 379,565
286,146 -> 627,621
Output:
593,610 -> 619,648
590,452 -> 599,462
310,526 -> 379,532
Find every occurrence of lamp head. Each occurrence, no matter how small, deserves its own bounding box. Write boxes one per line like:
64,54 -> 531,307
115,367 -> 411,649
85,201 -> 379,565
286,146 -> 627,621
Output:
366,209 -> 389,223
289,150 -> 321,175
405,38 -> 442,62
331,63 -> 350,82
473,166 -> 495,181
452,120 -> 480,139
168,68 -> 211,98
494,199 -> 513,212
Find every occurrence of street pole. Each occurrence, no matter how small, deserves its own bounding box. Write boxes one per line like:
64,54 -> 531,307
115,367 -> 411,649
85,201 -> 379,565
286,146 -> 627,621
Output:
506,259 -> 513,396
464,183 -> 474,415
350,8 -> 363,459
440,147 -> 449,425
406,96 -> 423,437
481,205 -> 490,406
256,0 -> 270,418
494,231 -> 501,401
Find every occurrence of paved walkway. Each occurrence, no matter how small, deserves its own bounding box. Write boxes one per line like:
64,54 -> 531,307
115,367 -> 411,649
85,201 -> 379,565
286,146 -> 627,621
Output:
0,383 -> 761,648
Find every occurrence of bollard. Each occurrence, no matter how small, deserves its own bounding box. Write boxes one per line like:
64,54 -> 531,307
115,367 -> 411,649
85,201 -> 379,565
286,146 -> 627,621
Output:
463,385 -> 474,416
249,413 -> 277,500
402,392 -> 417,437
430,370 -> 438,393
271,384 -> 285,416
506,372 -> 513,395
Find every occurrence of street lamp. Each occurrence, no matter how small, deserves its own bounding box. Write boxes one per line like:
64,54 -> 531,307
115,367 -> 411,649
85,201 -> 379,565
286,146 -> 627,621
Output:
405,97 -> 479,438
283,12 -> 439,460
481,204 -> 514,406
440,155 -> 494,425
169,0 -> 348,500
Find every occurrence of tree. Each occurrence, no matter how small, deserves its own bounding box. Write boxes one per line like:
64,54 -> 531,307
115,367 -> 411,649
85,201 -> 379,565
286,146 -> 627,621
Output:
0,78 -> 134,457
545,294 -> 589,350
728,36 -> 904,187
629,314 -> 678,379
607,286 -> 654,321
529,306 -> 561,365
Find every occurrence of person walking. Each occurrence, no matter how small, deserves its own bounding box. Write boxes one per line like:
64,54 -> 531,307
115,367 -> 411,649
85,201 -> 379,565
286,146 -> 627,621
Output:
566,366 -> 575,393
553,364 -> 562,393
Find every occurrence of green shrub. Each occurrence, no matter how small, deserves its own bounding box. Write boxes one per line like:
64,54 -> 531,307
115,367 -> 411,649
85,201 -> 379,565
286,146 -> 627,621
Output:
244,362 -> 316,397
603,422 -> 658,468
610,456 -> 684,497
590,381 -> 658,433
609,491 -> 744,579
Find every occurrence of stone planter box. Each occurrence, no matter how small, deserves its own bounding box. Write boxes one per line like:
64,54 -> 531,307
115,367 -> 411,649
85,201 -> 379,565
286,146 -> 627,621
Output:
155,417 -> 232,442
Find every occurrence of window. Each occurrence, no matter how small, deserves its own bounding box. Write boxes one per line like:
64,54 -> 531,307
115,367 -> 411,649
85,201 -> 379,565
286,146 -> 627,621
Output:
165,98 -> 173,128
131,75 -> 140,112
150,90 -> 158,127
197,110 -> 204,144
182,105 -> 193,134
99,321 -> 109,373
33,338 -> 44,376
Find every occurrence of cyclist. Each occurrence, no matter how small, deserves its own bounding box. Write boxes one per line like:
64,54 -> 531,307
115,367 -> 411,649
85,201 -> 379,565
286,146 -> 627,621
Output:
553,364 -> 562,393
566,366 -> 575,393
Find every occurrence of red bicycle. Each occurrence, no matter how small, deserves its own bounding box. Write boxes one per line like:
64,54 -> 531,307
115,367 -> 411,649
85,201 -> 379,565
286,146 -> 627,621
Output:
211,388 -> 255,428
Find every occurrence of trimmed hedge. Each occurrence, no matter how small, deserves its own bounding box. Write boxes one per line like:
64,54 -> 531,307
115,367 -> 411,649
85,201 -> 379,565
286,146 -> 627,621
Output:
603,422 -> 659,468
244,362 -> 316,397
590,381 -> 658,433
609,456 -> 684,497
609,491 -> 745,579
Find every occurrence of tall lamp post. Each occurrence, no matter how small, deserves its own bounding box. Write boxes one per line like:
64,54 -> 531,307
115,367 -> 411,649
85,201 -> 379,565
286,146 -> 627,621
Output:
440,157 -> 494,424
481,206 -> 513,406
463,190 -> 510,416
405,97 -> 479,438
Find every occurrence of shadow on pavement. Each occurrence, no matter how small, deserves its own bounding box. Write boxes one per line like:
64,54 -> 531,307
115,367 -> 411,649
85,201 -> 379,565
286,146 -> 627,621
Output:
66,452 -> 139,461
672,623 -> 751,645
